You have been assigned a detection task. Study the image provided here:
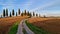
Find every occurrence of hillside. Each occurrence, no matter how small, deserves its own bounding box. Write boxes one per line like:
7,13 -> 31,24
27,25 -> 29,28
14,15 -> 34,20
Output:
28,17 -> 60,34
0,16 -> 28,34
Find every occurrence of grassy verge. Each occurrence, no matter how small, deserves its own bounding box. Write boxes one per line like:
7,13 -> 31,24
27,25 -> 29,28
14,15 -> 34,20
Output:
25,20 -> 51,34
8,22 -> 19,34
23,28 -> 27,34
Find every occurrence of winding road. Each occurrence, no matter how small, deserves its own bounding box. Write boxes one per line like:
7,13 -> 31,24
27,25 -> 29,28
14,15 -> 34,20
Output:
16,20 -> 34,34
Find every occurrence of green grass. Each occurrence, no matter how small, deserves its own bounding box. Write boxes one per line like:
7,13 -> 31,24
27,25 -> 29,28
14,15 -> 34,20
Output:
25,20 -> 51,34
23,28 -> 27,34
8,22 -> 19,34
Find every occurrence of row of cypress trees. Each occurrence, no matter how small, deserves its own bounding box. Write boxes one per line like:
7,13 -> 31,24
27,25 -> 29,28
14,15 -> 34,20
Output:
2,9 -> 21,17
3,9 -> 8,17
1,9 -> 40,18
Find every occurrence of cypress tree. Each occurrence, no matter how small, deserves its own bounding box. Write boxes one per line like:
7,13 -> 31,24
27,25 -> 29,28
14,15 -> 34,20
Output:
3,9 -> 5,17
39,14 -> 40,17
18,9 -> 20,15
10,12 -> 12,17
6,9 -> 8,17
21,11 -> 23,16
29,13 -> 32,18
12,9 -> 15,16
44,15 -> 46,18
36,13 -> 38,17
1,15 -> 2,18
24,10 -> 26,15
16,12 -> 17,16
27,11 -> 30,16
33,12 -> 35,16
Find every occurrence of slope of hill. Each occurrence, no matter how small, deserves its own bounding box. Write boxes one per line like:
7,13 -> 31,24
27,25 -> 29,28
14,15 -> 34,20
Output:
0,16 -> 28,34
28,17 -> 60,34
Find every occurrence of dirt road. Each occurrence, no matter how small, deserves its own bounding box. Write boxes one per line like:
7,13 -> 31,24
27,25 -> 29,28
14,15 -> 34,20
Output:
16,20 -> 34,34
16,20 -> 23,34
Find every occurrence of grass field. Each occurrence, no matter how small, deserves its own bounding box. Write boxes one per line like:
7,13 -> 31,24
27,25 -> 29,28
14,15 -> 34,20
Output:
8,22 -> 19,34
0,16 -> 28,34
23,28 -> 27,34
28,17 -> 60,34
25,20 -> 50,34
0,16 -> 60,34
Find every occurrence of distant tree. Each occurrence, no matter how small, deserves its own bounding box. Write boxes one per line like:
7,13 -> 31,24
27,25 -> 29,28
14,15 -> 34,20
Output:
18,9 -> 21,15
36,13 -> 38,17
29,13 -> 32,18
39,14 -> 41,17
21,11 -> 23,16
44,15 -> 46,18
27,11 -> 30,16
1,15 -> 2,18
33,12 -> 35,16
16,12 -> 17,16
3,9 -> 5,17
24,10 -> 27,15
6,9 -> 8,17
12,9 -> 15,16
10,12 -> 12,17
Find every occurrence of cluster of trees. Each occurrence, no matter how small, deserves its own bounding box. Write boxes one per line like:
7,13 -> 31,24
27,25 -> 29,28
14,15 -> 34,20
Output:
3,9 -> 16,17
0,9 -> 41,18
2,9 -> 21,17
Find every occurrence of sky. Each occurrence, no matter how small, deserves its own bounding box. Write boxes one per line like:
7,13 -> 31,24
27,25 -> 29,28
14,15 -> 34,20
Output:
0,0 -> 60,17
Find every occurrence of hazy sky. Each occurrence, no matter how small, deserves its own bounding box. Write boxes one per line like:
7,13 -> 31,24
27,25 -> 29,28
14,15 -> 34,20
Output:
0,0 -> 60,16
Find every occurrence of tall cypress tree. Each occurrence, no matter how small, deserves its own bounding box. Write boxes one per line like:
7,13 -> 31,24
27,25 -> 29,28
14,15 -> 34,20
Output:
3,9 -> 5,17
10,12 -> 12,17
29,13 -> 32,18
27,11 -> 30,16
44,15 -> 46,18
6,9 -> 8,17
18,9 -> 20,15
39,14 -> 40,17
36,13 -> 38,17
12,9 -> 15,16
1,15 -> 2,18
24,10 -> 26,15
16,12 -> 17,16
21,11 -> 23,16
33,12 -> 35,16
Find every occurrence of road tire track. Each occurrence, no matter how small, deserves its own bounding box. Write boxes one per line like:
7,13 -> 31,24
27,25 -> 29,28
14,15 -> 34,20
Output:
16,20 -> 23,34
23,20 -> 34,34
16,20 -> 34,34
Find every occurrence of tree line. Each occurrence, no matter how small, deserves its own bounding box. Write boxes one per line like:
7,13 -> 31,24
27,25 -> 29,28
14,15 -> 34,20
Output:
0,9 -> 41,18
